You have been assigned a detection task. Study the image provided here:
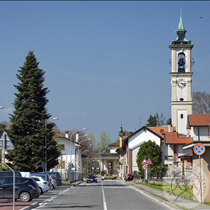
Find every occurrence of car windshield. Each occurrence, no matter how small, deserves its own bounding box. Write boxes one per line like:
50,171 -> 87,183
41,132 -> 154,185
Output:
50,174 -> 57,178
88,175 -> 95,178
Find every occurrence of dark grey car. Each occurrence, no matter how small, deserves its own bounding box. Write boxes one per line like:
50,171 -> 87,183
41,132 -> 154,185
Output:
47,172 -> 62,186
0,171 -> 22,177
0,176 -> 40,202
86,174 -> 97,183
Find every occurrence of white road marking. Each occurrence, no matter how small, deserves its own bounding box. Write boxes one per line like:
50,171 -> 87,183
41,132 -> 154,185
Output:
130,185 -> 175,210
104,186 -> 129,189
102,181 -> 107,210
33,187 -> 71,209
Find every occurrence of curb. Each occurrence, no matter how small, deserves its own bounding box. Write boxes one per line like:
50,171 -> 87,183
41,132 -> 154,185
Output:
72,181 -> 82,187
20,202 -> 39,210
130,184 -> 180,210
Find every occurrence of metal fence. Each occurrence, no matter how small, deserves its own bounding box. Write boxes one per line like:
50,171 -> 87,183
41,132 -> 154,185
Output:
68,170 -> 83,182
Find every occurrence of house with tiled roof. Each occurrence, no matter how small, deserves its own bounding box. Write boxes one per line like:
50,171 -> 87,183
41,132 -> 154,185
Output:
121,125 -> 173,175
182,114 -> 210,203
97,141 -> 119,176
52,131 -> 87,181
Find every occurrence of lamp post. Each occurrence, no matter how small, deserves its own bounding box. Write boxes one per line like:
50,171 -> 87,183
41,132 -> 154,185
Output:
68,128 -> 87,181
118,127 -> 124,179
75,137 -> 91,181
45,117 -> 59,172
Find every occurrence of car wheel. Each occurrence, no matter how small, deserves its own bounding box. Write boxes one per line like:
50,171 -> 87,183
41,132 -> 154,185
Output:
95,181 -> 97,183
19,192 -> 32,202
39,187 -> 43,194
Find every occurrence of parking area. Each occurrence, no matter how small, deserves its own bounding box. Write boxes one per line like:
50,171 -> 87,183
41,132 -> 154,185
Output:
0,184 -> 72,210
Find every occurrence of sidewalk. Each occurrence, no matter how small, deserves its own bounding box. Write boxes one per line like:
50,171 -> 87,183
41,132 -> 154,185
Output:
120,179 -> 210,210
0,200 -> 39,210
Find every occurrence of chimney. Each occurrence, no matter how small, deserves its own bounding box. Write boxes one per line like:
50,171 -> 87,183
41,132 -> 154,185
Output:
65,130 -> 69,138
76,132 -> 79,142
168,124 -> 172,132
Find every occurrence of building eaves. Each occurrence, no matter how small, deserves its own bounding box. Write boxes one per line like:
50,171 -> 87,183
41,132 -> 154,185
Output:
188,114 -> 210,127
165,132 -> 192,145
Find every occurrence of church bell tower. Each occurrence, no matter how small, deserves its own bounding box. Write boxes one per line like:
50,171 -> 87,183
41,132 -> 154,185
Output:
170,12 -> 194,135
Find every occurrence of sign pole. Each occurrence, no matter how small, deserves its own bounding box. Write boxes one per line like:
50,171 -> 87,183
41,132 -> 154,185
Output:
193,143 -> 205,203
148,164 -> 150,187
199,155 -> 202,203
3,134 -> 15,210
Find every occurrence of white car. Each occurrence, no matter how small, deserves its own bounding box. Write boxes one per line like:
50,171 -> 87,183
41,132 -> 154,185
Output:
50,175 -> 57,189
32,176 -> 49,194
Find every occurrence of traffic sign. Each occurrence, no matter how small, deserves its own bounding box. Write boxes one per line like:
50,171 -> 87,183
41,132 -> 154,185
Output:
194,143 -> 205,155
142,164 -> 147,170
147,158 -> 153,165
141,158 -> 147,165
97,167 -> 99,170
0,132 -> 14,150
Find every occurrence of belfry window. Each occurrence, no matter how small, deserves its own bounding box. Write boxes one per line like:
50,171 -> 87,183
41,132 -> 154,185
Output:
180,114 -> 184,119
178,53 -> 185,72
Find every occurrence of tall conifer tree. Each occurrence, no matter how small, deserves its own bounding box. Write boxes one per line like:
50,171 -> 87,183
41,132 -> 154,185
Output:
6,51 -> 60,172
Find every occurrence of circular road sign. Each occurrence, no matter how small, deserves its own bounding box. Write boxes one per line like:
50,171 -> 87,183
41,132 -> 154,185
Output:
193,143 -> 205,156
142,164 -> 147,170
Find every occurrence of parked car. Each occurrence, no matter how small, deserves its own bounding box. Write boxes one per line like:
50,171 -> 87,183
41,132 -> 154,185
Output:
86,174 -> 97,183
46,172 -> 62,186
0,171 -> 22,177
50,175 -> 57,189
31,173 -> 51,189
126,174 -> 133,181
101,174 -> 105,180
0,176 -> 40,202
32,176 -> 49,194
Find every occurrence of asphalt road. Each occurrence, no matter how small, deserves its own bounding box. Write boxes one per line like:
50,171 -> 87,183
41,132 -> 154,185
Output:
33,180 -> 172,210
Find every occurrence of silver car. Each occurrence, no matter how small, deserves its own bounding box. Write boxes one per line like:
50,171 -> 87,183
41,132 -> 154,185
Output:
32,176 -> 49,194
50,175 -> 57,189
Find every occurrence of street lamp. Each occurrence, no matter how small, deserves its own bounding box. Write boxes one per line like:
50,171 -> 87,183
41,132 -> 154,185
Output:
45,117 -> 59,172
118,127 -> 124,179
68,128 -> 87,181
70,128 -> 87,141
79,138 -> 91,145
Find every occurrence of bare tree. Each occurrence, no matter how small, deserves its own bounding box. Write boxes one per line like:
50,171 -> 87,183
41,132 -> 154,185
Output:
81,132 -> 97,172
155,112 -> 165,126
192,91 -> 210,114
0,120 -> 11,129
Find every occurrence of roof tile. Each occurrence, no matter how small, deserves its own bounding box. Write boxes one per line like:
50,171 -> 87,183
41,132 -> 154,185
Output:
165,132 -> 192,144
188,114 -> 210,127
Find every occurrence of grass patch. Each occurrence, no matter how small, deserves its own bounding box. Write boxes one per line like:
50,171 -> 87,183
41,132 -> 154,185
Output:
62,181 -> 70,185
136,182 -> 193,199
205,202 -> 210,206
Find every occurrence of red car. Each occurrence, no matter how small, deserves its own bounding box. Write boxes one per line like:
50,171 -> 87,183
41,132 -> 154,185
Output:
126,174 -> 133,181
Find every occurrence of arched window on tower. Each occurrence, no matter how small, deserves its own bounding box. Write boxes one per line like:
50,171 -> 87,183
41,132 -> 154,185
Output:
178,53 -> 185,73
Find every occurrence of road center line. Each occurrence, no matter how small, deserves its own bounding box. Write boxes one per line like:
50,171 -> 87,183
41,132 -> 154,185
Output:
102,181 -> 107,210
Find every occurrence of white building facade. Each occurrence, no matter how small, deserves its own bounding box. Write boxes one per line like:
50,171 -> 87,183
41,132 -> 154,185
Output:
52,132 -> 85,181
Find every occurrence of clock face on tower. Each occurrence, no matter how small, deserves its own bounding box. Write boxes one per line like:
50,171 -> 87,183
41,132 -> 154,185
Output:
176,78 -> 187,89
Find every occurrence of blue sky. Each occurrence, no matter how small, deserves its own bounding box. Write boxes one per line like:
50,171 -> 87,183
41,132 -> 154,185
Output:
0,1 -> 210,143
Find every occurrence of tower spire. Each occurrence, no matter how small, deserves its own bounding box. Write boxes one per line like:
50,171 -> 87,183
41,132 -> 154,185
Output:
171,9 -> 191,45
177,8 -> 185,31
